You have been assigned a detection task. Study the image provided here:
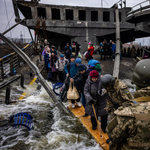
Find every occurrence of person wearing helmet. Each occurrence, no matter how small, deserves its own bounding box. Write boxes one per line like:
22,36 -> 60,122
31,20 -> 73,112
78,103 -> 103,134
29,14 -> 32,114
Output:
106,59 -> 150,150
101,74 -> 134,119
84,70 -> 108,132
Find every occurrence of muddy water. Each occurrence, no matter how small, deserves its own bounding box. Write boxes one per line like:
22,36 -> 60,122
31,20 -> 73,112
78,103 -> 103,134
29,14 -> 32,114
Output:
0,81 -> 101,150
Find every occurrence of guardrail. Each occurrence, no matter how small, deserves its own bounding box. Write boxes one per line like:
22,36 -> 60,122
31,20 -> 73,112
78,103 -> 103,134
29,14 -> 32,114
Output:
0,41 -> 33,80
127,0 -> 150,17
142,47 -> 150,58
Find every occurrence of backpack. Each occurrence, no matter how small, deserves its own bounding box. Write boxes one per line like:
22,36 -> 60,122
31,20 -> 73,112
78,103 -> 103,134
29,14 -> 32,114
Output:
88,59 -> 101,74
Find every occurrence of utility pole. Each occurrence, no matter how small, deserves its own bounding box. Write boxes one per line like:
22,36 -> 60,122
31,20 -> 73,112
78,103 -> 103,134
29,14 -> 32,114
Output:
113,4 -> 120,78
101,0 -> 103,7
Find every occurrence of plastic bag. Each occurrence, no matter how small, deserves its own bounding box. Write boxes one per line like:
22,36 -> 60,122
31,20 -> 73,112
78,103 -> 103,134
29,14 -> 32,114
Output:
78,52 -> 82,58
83,51 -> 87,57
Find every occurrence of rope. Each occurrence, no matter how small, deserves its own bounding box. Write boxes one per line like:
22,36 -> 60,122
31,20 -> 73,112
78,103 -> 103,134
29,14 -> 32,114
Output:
5,13 -> 15,31
4,0 -> 12,38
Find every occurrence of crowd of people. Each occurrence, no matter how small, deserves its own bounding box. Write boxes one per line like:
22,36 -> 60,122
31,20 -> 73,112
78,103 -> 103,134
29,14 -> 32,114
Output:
122,45 -> 150,58
40,39 -> 150,150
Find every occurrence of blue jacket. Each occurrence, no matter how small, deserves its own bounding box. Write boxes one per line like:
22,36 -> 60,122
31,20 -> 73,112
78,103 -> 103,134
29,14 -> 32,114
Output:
64,62 -> 77,78
44,53 -> 50,69
112,43 -> 116,52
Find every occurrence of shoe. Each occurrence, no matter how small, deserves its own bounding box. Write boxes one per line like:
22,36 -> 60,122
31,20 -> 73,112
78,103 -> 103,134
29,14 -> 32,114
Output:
102,128 -> 106,133
76,102 -> 82,107
72,103 -> 75,109
92,126 -> 97,130
83,113 -> 88,117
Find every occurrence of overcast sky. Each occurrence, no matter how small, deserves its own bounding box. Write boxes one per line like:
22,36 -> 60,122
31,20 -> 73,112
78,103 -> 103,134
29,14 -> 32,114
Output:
0,0 -> 150,45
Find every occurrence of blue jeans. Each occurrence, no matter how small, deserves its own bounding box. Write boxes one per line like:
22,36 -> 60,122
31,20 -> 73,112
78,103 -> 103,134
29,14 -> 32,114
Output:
81,93 -> 86,108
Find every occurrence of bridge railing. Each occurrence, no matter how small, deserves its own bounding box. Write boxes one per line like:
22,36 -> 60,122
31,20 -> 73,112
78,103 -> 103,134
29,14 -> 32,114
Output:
127,0 -> 150,17
0,41 -> 33,80
141,47 -> 150,58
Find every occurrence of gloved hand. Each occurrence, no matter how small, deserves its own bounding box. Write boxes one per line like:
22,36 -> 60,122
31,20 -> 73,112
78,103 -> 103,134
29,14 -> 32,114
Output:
89,99 -> 97,105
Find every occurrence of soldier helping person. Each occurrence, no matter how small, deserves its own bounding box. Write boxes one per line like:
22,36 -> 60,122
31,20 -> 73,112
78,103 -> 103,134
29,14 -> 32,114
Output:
101,74 -> 134,119
106,59 -> 150,150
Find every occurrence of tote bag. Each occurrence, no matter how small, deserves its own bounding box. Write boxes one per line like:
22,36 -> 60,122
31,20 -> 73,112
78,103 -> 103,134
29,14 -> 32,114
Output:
67,82 -> 79,100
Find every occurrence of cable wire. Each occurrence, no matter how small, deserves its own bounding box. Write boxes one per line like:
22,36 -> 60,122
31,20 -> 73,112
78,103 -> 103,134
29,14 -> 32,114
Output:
4,0 -> 12,38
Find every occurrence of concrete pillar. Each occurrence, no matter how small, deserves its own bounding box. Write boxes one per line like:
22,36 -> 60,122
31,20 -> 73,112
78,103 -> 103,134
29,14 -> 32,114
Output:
74,9 -> 78,21
46,7 -> 51,20
31,6 -> 38,19
86,10 -> 91,21
110,10 -> 114,22
60,8 -> 65,20
99,10 -> 103,22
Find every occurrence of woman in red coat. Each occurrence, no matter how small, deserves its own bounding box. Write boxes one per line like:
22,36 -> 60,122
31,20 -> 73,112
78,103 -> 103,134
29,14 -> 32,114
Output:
87,43 -> 94,60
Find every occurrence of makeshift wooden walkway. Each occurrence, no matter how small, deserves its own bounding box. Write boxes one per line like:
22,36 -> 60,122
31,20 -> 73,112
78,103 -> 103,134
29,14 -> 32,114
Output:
68,104 -> 109,150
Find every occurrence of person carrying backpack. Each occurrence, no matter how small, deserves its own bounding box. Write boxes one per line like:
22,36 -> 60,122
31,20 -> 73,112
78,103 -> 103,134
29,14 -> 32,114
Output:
64,43 -> 72,59
51,45 -> 58,55
56,54 -> 68,83
88,59 -> 101,74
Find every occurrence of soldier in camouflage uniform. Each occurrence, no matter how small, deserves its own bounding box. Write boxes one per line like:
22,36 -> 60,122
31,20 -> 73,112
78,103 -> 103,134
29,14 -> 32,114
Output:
106,59 -> 150,150
101,74 -> 134,119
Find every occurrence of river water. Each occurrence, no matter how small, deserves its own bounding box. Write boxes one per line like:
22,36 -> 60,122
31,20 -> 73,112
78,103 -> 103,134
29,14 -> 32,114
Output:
0,80 -> 101,150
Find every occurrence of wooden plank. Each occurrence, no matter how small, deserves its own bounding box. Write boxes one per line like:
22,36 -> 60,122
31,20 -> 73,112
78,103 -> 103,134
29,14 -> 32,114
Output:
68,104 -> 109,150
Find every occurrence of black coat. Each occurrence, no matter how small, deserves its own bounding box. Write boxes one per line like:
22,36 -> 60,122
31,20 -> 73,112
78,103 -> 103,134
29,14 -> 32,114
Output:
64,46 -> 72,58
73,70 -> 89,92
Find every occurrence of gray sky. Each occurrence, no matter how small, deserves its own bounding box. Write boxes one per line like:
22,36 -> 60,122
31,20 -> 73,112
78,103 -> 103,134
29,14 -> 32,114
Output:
0,0 -> 150,45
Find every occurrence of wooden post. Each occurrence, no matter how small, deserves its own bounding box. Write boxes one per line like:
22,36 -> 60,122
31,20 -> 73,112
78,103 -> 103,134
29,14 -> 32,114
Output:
5,86 -> 10,105
113,4 -> 121,78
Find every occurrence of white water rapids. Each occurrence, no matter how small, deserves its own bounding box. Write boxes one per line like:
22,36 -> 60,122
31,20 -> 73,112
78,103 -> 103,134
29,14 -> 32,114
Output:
0,80 -> 101,150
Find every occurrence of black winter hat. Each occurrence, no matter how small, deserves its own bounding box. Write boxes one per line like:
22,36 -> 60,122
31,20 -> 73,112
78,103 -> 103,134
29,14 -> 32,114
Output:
77,64 -> 85,71
70,54 -> 76,59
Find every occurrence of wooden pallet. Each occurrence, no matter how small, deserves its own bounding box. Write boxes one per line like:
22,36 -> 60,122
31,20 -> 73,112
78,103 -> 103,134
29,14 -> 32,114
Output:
68,104 -> 109,150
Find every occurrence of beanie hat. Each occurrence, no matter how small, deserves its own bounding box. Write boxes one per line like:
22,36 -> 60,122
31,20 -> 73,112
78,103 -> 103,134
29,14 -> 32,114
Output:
70,54 -> 76,59
75,58 -> 81,64
60,54 -> 64,58
77,64 -> 85,71
90,70 -> 99,78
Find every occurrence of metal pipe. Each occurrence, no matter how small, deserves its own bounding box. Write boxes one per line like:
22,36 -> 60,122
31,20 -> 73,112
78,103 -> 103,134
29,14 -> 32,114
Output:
2,19 -> 25,35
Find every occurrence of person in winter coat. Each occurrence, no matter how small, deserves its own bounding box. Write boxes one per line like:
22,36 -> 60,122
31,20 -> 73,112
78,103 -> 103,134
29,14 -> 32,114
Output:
64,43 -> 72,59
84,70 -> 108,132
56,54 -> 68,83
51,45 -> 58,55
87,43 -> 94,60
71,64 -> 89,108
99,43 -> 104,60
73,41 -> 81,57
50,52 -> 58,80
103,39 -> 108,60
42,46 -> 48,60
64,56 -> 81,78
112,41 -> 116,61
44,47 -> 51,73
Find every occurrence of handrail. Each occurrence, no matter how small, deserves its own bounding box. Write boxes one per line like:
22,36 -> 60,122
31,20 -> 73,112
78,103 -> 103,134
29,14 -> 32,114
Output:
0,41 -> 33,62
0,41 -> 34,79
127,0 -> 150,17
141,47 -> 150,58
